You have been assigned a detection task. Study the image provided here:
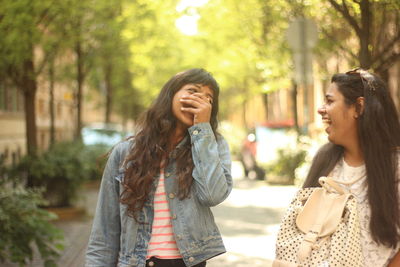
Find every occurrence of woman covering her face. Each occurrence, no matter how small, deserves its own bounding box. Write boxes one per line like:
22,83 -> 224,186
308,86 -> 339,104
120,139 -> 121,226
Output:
304,69 -> 400,266
85,68 -> 232,267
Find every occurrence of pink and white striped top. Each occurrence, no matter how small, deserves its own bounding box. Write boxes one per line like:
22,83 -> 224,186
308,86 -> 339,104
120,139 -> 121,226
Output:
146,170 -> 181,259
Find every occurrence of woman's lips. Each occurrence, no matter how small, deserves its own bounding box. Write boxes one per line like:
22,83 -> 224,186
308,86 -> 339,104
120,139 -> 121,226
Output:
322,117 -> 331,124
322,118 -> 332,133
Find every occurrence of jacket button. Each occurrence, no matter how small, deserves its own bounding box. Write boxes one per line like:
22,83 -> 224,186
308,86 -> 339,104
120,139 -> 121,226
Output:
148,261 -> 155,266
189,257 -> 195,262
176,234 -> 182,240
172,214 -> 177,219
192,130 -> 199,135
169,193 -> 175,199
165,172 -> 171,177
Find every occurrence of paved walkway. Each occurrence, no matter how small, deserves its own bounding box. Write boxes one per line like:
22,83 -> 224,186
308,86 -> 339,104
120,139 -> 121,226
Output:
206,177 -> 298,267
4,162 -> 298,267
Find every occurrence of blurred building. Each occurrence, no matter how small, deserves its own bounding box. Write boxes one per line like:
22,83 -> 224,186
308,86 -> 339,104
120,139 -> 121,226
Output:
0,75 -> 76,165
0,69 -> 132,166
228,59 -> 400,142
0,82 -> 25,166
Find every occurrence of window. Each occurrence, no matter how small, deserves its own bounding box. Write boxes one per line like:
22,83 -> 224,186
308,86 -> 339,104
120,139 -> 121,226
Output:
0,82 -> 23,113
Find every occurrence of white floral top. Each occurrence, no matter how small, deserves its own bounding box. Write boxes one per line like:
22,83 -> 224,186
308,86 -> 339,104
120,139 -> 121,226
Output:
331,158 -> 399,267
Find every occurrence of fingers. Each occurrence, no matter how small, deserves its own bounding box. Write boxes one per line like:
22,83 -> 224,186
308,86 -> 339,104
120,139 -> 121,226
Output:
180,93 -> 212,124
180,106 -> 197,114
180,98 -> 207,109
181,93 -> 212,105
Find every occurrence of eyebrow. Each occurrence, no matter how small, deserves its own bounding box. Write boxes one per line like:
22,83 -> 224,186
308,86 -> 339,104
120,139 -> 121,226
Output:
325,93 -> 333,99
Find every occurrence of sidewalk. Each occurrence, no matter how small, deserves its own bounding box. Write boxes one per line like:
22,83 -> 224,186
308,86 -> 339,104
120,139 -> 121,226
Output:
206,172 -> 298,266
51,185 -> 99,266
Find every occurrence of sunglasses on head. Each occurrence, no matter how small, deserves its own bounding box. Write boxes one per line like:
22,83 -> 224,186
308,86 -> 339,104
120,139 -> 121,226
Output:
345,68 -> 376,91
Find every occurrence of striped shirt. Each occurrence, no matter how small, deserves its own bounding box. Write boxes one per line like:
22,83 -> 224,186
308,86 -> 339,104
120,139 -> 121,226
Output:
146,170 -> 181,259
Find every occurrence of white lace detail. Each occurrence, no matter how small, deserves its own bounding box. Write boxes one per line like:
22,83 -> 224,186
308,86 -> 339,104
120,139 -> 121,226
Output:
331,158 -> 399,267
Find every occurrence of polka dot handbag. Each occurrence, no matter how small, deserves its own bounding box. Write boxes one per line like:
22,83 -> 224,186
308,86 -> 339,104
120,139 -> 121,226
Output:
273,177 -> 362,267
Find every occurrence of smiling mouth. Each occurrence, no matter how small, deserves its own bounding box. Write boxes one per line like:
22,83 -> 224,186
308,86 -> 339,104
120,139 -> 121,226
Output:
322,118 -> 332,133
322,118 -> 332,125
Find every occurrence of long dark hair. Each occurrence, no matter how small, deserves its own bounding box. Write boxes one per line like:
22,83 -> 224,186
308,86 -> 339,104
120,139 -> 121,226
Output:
303,70 -> 400,248
120,68 -> 220,221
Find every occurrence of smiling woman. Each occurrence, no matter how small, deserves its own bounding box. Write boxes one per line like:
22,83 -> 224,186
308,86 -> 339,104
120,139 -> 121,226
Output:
295,69 -> 400,267
85,68 -> 232,267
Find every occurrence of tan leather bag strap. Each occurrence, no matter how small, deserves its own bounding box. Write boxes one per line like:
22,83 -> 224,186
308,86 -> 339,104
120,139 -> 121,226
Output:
297,189 -> 336,262
297,177 -> 353,263
319,176 -> 346,194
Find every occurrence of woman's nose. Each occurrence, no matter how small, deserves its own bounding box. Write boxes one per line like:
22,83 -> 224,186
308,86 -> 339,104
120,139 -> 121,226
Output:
318,105 -> 326,115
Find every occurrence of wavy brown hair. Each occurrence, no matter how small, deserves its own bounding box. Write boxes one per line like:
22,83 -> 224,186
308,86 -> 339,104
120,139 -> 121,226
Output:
303,71 -> 400,248
120,68 -> 220,221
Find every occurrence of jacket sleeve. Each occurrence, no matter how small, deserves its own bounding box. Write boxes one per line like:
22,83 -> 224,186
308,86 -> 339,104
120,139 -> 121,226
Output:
85,142 -> 125,267
189,122 -> 233,207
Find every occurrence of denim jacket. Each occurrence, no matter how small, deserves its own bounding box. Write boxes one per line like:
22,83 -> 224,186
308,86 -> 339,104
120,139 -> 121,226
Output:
86,123 -> 232,267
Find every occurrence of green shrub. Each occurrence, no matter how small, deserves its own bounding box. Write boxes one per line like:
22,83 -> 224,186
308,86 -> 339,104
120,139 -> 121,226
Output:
266,146 -> 307,185
80,144 -> 109,181
15,142 -> 108,207
0,162 -> 64,266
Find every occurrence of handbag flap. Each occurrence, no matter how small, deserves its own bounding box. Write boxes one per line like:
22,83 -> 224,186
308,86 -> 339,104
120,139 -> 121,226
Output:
296,188 -> 351,236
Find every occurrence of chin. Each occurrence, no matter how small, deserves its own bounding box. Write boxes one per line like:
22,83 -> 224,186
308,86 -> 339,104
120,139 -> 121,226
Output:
327,136 -> 343,146
177,118 -> 193,129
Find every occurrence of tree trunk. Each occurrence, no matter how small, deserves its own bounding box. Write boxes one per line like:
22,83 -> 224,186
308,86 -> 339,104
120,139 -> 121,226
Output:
75,40 -> 84,141
359,0 -> 372,68
376,68 -> 389,86
262,92 -> 269,122
291,79 -> 300,135
21,59 -> 38,158
242,99 -> 248,130
21,58 -> 38,188
104,62 -> 113,124
49,61 -> 56,145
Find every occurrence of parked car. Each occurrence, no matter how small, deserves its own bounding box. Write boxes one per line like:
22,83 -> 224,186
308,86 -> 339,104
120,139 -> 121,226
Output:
81,123 -> 132,147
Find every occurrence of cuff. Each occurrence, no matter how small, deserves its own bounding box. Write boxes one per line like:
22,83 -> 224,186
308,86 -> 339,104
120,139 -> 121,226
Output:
188,122 -> 213,142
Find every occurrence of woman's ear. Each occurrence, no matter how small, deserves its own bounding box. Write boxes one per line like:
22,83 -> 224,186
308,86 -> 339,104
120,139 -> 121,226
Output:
355,97 -> 365,116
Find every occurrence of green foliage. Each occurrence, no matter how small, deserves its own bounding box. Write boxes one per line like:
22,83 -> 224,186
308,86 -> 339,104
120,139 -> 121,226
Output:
15,142 -> 108,207
0,0 -> 73,77
0,161 -> 63,266
2,0 -> 399,131
120,0 -> 183,109
81,144 -> 109,182
122,0 -> 293,119
266,146 -> 307,184
219,121 -> 247,158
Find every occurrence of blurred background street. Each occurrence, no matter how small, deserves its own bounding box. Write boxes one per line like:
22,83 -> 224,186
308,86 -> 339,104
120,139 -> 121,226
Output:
207,162 -> 298,267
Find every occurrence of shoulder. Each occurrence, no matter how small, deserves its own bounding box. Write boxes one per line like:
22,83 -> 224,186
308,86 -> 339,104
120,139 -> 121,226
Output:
109,139 -> 134,165
316,142 -> 337,155
215,132 -> 229,148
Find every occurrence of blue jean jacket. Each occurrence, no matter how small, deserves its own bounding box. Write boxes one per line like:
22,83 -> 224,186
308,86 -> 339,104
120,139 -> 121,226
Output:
85,123 -> 232,267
